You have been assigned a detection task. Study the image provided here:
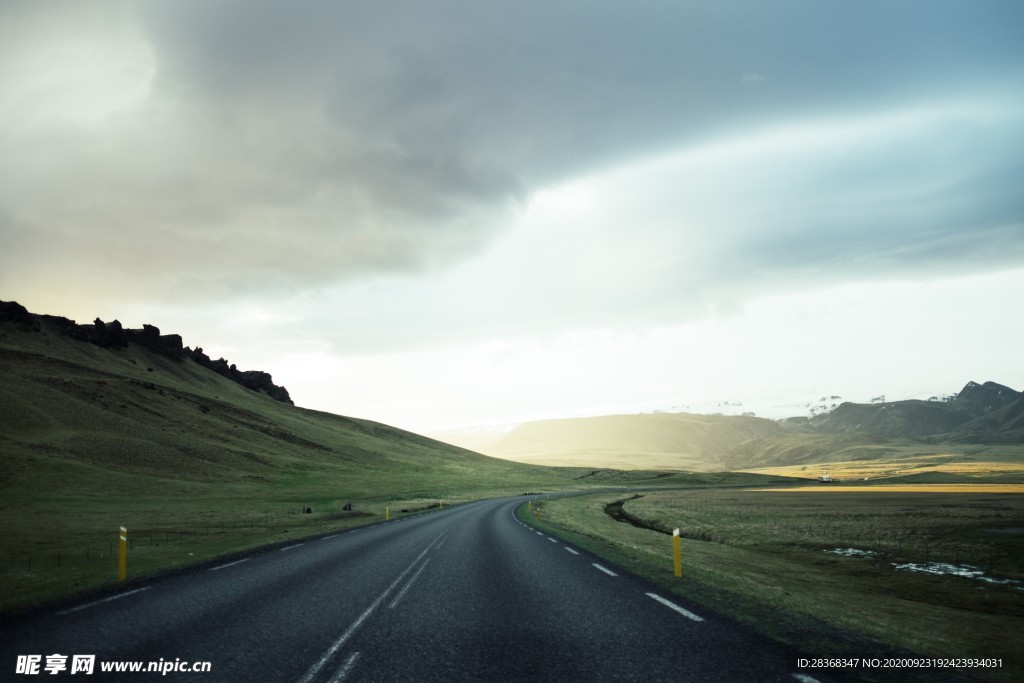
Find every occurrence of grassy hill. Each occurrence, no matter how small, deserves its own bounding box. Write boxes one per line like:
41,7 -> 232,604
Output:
0,313 -> 564,498
1,303 -> 679,612
486,412 -> 785,470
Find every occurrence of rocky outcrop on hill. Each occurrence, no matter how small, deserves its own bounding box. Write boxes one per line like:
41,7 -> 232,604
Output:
128,324 -> 185,358
0,300 -> 292,405
0,301 -> 41,330
186,347 -> 292,404
66,317 -> 130,349
50,316 -> 185,358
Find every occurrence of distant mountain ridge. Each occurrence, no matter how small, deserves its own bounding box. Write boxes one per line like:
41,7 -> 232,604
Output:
464,380 -> 1024,470
485,412 -> 786,470
0,300 -> 292,404
806,381 -> 1023,441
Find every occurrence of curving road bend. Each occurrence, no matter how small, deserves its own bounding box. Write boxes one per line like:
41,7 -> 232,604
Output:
1,497 -> 825,682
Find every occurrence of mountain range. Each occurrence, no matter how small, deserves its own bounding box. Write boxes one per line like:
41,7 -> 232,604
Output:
802,380 -> 1023,441
439,381 -> 1024,470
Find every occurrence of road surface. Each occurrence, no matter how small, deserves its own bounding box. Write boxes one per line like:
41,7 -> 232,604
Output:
2,497 -> 825,681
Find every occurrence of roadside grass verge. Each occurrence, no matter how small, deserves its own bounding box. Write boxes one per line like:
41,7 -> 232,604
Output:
0,488 -> 488,614
524,487 -> 1024,683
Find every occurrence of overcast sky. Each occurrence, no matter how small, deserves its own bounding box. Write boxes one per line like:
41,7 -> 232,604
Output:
2,1 -> 1023,433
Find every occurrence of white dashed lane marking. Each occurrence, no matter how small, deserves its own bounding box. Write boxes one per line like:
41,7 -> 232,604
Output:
57,587 -> 151,615
209,558 -> 250,572
592,563 -> 618,577
564,547 -> 579,555
330,652 -> 361,683
298,529 -> 447,683
389,559 -> 431,610
645,592 -> 704,623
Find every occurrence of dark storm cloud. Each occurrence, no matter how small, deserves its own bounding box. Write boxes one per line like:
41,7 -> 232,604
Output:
1,0 -> 1022,304
138,0 -> 1024,179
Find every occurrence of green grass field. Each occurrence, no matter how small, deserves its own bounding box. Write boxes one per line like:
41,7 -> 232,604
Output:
527,484 -> 1024,682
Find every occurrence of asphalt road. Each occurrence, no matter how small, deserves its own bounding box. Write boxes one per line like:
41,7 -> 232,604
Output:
1,497 -> 824,682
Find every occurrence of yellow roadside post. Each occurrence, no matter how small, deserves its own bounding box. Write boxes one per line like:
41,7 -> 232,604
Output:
118,526 -> 127,581
673,528 -> 682,577
385,506 -> 390,521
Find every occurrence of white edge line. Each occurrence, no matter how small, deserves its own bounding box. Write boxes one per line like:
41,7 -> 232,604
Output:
645,592 -> 705,623
547,537 -> 557,543
329,652 -> 361,683
592,563 -> 618,577
792,675 -> 821,683
57,587 -> 151,615
322,534 -> 338,540
564,547 -> 579,555
209,558 -> 250,572
280,543 -> 304,551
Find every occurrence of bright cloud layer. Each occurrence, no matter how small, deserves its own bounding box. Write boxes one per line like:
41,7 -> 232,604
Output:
2,1 -> 1022,431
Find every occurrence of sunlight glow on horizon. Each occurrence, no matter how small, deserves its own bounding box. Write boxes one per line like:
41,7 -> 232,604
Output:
274,268 -> 1024,434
